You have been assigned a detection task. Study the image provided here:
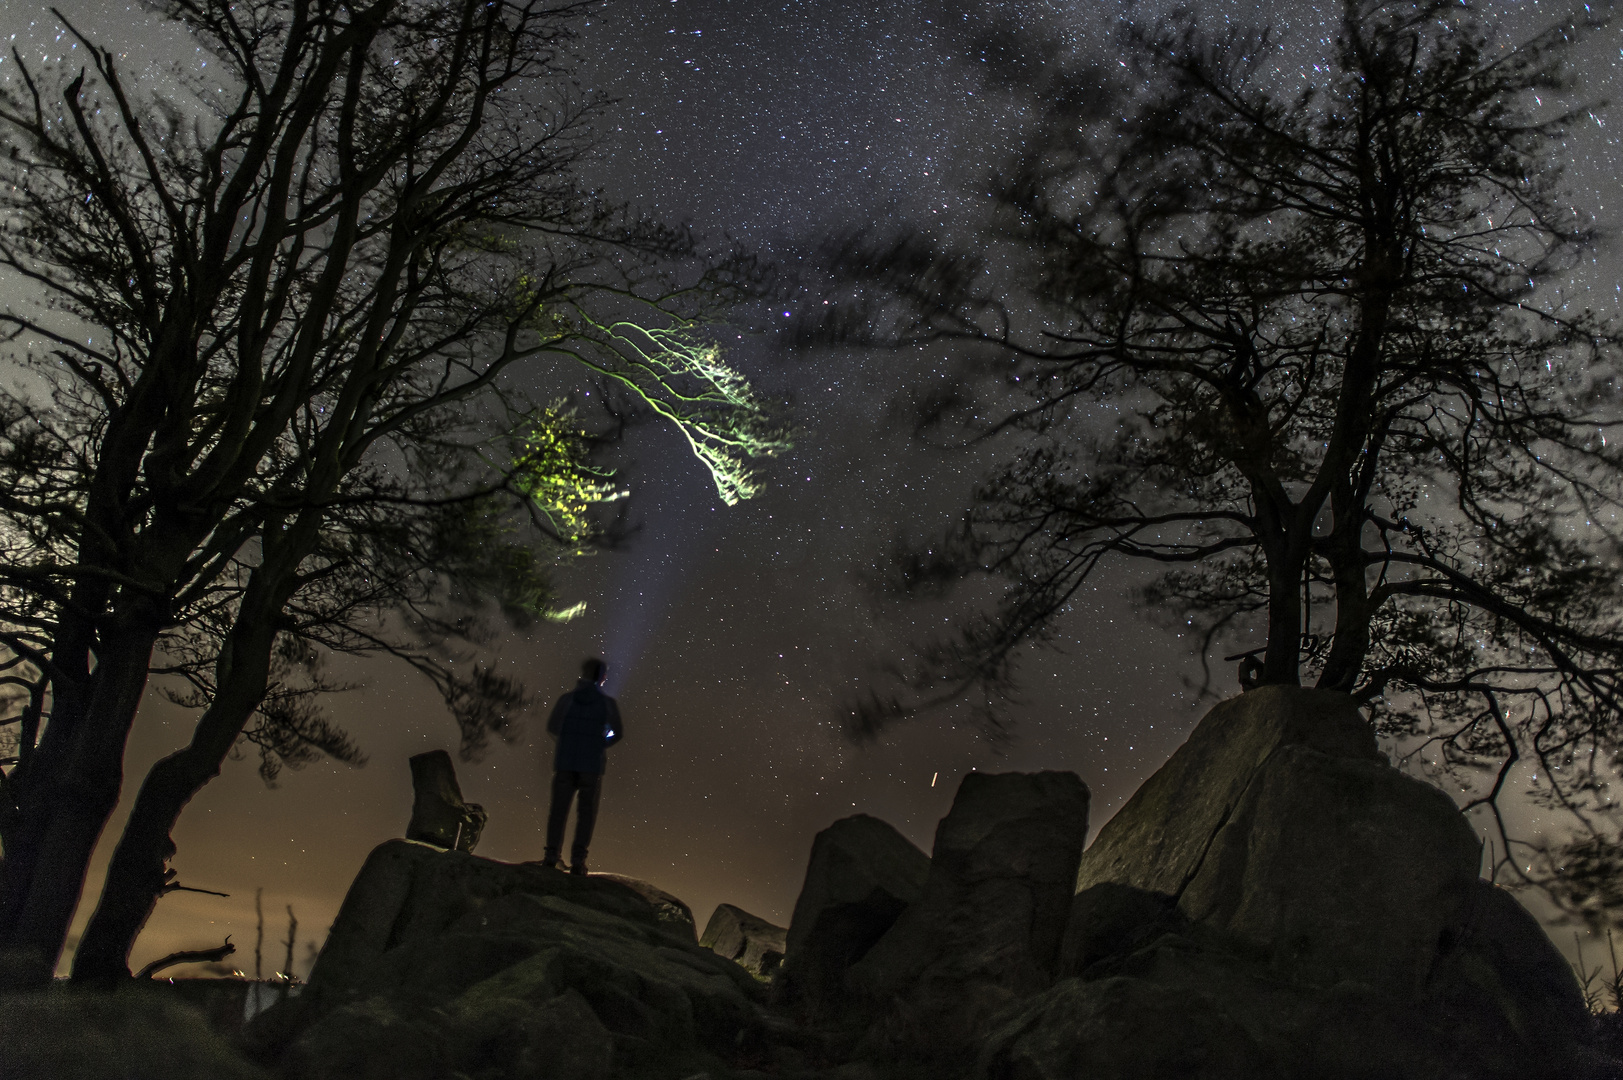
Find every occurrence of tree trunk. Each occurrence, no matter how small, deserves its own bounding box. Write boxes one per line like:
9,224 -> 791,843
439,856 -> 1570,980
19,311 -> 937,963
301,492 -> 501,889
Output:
1317,485 -> 1373,692
0,792 -> 123,988
0,637 -> 157,990
68,742 -> 240,983
71,564 -> 293,982
1261,549 -> 1306,686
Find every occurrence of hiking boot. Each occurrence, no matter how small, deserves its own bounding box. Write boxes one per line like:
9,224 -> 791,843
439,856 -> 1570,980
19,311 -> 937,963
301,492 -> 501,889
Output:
569,862 -> 588,877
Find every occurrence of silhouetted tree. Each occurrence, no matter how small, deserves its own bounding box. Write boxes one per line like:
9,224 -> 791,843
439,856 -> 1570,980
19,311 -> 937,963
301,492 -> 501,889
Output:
823,1 -> 1623,865
0,0 -> 787,986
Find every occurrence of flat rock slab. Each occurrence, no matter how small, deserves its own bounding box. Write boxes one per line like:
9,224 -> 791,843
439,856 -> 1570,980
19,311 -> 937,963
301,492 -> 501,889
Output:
700,903 -> 788,980
305,840 -> 666,997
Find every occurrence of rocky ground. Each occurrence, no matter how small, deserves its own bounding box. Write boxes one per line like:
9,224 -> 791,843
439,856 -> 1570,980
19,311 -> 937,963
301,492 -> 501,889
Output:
4,686 -> 1620,1080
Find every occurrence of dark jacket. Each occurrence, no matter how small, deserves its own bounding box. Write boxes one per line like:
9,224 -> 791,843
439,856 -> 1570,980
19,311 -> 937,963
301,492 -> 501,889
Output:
546,679 -> 623,774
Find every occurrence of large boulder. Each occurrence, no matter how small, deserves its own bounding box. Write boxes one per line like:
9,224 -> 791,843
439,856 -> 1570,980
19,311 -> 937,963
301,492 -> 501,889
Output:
1424,879 -> 1591,1058
1068,686 -> 1485,998
252,840 -> 773,1080
1178,741 -> 1481,996
1073,685 -> 1382,899
776,813 -> 931,1016
849,770 -> 1090,1058
1040,687 -> 1596,1080
700,903 -> 788,980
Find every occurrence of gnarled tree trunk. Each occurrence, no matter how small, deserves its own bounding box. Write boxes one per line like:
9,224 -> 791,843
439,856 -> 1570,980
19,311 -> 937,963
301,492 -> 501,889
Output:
0,634 -> 160,989
71,549 -> 303,983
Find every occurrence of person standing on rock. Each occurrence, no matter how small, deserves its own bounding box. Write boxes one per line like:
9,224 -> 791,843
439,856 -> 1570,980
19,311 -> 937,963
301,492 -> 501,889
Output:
542,657 -> 623,875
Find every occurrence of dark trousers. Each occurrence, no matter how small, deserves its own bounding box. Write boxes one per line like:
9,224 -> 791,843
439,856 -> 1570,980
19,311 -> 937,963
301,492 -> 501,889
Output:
545,769 -> 602,863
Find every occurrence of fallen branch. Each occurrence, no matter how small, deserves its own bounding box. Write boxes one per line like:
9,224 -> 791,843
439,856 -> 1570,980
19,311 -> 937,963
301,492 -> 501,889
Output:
136,936 -> 235,980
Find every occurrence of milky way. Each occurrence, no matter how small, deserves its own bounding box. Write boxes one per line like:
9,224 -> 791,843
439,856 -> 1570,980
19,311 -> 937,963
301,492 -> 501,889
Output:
1,0 -> 1619,978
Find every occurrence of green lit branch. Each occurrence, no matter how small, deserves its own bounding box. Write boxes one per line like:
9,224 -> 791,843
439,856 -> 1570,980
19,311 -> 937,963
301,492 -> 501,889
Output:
567,314 -> 792,506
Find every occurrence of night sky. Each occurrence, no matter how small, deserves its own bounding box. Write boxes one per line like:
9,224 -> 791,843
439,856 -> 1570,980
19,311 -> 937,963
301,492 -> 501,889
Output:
1,0 -> 1620,980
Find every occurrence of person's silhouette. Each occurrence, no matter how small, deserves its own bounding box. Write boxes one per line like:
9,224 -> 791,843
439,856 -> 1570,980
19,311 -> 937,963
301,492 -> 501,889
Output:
541,657 -> 623,874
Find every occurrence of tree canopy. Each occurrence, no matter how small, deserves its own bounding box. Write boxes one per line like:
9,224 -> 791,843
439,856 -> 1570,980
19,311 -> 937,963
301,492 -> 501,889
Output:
822,0 -> 1623,885
0,0 -> 787,985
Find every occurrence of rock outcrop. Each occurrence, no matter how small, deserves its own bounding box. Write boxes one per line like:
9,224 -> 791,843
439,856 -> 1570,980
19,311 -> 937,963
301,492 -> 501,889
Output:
700,903 -> 788,980
775,812 -> 930,1017
404,750 -> 487,853
589,872 -> 697,941
1072,685 -> 1383,900
1068,686 -> 1482,998
978,974 -> 1284,1080
1179,739 -> 1480,995
247,840 -> 775,1080
998,686 -> 1596,1080
847,770 -> 1090,1060
226,688 -> 1612,1080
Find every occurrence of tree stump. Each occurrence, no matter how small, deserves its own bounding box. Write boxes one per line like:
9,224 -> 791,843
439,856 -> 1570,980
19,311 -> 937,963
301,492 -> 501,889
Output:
405,750 -> 487,853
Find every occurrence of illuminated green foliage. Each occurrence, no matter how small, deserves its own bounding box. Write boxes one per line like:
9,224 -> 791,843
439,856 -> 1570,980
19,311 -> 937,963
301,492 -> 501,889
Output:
543,600 -> 588,623
568,318 -> 793,507
510,404 -> 626,552
505,316 -> 791,580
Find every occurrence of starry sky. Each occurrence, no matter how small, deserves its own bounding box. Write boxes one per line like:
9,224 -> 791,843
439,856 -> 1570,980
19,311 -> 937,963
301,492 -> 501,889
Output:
2,0 -> 1621,980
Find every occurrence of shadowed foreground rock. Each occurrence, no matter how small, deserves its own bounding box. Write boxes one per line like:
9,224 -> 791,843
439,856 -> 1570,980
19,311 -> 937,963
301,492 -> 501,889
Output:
979,974 -> 1283,1080
848,770 -> 1091,1061
775,812 -> 930,1019
701,903 -> 788,979
982,686 -> 1600,1080
243,840 -> 776,1080
589,872 -> 698,941
110,687 -> 1612,1080
0,984 -> 271,1080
